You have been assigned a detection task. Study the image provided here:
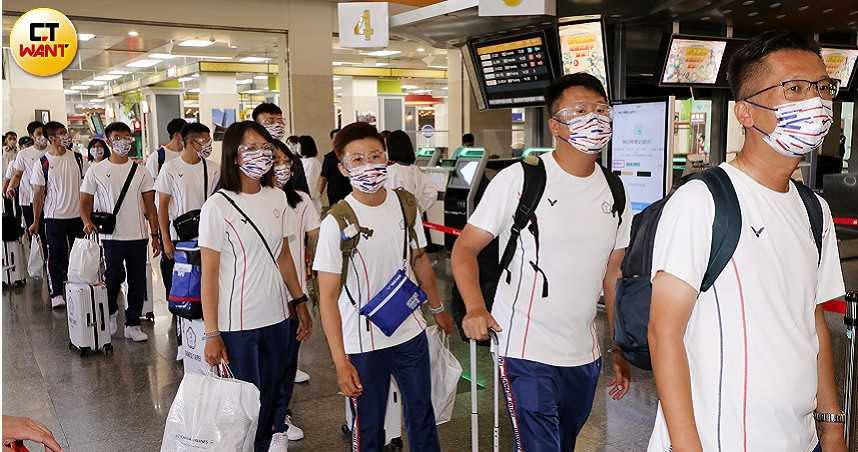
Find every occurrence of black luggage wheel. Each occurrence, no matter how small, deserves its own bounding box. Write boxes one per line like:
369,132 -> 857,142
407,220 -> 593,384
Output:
386,438 -> 403,450
103,344 -> 113,355
145,312 -> 155,321
341,424 -> 350,436
79,347 -> 89,357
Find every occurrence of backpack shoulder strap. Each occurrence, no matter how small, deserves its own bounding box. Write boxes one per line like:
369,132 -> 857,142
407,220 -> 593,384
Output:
73,152 -> 83,178
695,167 -> 742,292
202,158 -> 209,198
599,164 -> 626,226
39,155 -> 49,185
324,199 -> 371,294
157,147 -> 165,171
216,190 -> 276,264
113,163 -> 138,216
790,179 -> 823,266
392,188 -> 419,262
498,156 -> 547,278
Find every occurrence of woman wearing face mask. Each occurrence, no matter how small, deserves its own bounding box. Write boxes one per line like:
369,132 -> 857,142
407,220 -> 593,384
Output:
199,121 -> 311,452
86,137 -> 110,163
297,135 -> 323,212
270,140 -> 319,441
384,130 -> 440,215
313,122 -> 452,452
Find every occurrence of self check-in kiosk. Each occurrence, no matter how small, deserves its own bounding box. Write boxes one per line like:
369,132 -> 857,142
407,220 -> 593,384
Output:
416,148 -> 441,167
443,148 -> 487,249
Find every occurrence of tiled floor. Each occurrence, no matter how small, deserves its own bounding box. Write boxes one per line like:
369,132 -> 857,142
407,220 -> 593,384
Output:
2,249 -> 854,451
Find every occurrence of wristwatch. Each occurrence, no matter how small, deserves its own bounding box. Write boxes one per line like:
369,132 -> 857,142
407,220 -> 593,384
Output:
290,294 -> 308,306
813,410 -> 846,423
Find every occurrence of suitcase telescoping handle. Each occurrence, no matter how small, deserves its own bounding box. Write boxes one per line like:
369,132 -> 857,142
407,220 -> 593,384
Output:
470,330 -> 500,452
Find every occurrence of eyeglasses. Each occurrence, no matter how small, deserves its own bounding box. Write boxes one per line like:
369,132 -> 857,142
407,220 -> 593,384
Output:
343,150 -> 387,168
238,143 -> 275,154
743,78 -> 840,102
191,138 -> 212,146
553,103 -> 613,123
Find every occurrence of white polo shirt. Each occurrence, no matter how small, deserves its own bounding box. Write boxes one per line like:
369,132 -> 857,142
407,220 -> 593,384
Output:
12,145 -> 45,206
285,191 -> 321,293
199,187 -> 294,332
647,163 -> 845,452
467,152 -> 632,367
80,159 -> 154,241
29,150 -> 86,219
145,145 -> 181,180
313,189 -> 428,355
385,163 -> 440,213
154,156 -> 220,240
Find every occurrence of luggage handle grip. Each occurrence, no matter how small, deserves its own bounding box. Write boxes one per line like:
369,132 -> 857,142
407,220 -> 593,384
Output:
98,302 -> 105,332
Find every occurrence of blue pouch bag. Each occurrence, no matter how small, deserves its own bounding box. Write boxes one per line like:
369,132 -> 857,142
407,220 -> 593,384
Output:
359,269 -> 427,336
168,240 -> 203,320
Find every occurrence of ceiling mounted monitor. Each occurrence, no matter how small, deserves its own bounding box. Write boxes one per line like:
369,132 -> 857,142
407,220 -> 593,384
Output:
557,18 -> 610,99
465,28 -> 560,110
821,46 -> 858,91
659,35 -> 748,89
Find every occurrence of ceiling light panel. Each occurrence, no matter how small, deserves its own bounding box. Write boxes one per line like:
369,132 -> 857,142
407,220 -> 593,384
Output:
78,33 -> 95,41
364,50 -> 401,57
83,80 -> 106,86
94,74 -> 122,81
239,56 -> 271,63
126,59 -> 159,68
149,53 -> 174,59
179,39 -> 215,47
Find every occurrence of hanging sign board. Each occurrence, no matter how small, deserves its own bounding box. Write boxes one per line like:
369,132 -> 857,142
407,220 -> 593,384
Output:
479,0 -> 555,17
338,2 -> 389,49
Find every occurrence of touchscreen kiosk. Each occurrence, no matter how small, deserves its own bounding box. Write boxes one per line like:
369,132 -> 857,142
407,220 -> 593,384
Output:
609,98 -> 674,213
444,148 -> 487,249
416,148 -> 441,167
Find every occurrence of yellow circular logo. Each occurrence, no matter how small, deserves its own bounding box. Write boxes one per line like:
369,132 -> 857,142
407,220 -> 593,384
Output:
502,0 -> 524,5
10,8 -> 78,77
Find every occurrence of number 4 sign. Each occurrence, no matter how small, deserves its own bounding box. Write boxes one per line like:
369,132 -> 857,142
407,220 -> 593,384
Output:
338,2 -> 389,49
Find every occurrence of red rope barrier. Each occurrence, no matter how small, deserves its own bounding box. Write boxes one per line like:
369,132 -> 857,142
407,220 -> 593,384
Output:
423,222 -> 461,236
833,217 -> 858,227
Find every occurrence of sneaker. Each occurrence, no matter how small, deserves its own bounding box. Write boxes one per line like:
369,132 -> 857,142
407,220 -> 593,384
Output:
109,314 -> 118,336
51,295 -> 65,309
294,368 -> 310,383
268,432 -> 289,451
176,344 -> 184,361
124,325 -> 149,342
285,415 -> 304,441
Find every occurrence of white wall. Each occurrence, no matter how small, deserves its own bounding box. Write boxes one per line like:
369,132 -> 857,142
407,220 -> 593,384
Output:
4,57 -> 67,135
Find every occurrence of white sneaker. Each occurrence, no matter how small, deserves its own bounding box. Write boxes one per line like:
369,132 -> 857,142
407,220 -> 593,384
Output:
268,432 -> 289,451
294,368 -> 310,383
109,314 -> 118,336
285,415 -> 304,441
176,344 -> 184,361
51,295 -> 65,309
124,325 -> 149,342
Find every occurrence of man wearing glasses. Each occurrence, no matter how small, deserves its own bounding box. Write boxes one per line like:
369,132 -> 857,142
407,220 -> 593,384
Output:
452,73 -> 633,451
647,32 -> 846,452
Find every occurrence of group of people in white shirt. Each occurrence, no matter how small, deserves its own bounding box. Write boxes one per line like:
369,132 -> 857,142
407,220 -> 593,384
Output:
1,30 -> 849,452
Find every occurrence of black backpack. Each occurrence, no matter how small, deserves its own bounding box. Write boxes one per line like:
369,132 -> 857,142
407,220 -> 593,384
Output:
614,166 -> 823,370
451,156 -> 626,343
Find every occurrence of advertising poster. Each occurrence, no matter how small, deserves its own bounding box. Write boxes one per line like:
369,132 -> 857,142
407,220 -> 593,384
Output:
821,48 -> 858,87
558,21 -> 608,90
610,101 -> 668,212
662,39 -> 727,84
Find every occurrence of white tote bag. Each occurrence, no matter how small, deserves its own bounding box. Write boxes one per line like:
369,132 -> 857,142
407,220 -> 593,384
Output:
161,366 -> 260,452
68,235 -> 101,284
426,325 -> 463,424
27,235 -> 43,279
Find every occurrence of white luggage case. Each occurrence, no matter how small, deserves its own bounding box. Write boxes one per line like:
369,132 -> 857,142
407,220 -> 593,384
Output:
470,333 -> 500,452
343,377 -> 403,450
121,259 -> 155,322
2,240 -> 26,287
66,282 -> 112,356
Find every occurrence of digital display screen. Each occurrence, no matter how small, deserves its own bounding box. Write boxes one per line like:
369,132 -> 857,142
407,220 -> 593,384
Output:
558,21 -> 609,95
470,30 -> 555,108
661,38 -> 727,85
821,47 -> 858,89
610,100 -> 670,212
448,160 -> 480,190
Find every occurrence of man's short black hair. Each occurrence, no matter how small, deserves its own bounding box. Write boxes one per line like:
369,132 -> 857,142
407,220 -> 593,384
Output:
43,121 -> 66,137
462,133 -> 474,145
333,122 -> 384,159
104,121 -> 132,139
727,31 -> 821,100
330,128 -> 340,139
545,73 -> 608,114
167,118 -> 188,139
18,136 -> 34,148
27,121 -> 44,136
181,123 -> 210,141
252,103 -> 283,122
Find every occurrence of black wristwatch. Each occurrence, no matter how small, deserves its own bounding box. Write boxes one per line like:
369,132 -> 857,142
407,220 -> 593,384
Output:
290,294 -> 308,306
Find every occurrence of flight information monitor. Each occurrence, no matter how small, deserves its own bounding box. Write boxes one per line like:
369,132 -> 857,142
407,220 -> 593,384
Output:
468,29 -> 557,109
558,19 -> 610,98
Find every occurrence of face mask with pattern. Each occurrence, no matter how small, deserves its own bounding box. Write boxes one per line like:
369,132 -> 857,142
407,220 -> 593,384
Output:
238,145 -> 274,180
747,97 -> 833,157
110,137 -> 133,156
348,163 -> 388,193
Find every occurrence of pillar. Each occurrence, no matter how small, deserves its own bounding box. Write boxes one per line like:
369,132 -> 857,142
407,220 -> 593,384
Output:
4,50 -> 67,134
286,0 -> 335,153
141,88 -> 183,153
341,77 -> 379,126
198,73 -> 239,163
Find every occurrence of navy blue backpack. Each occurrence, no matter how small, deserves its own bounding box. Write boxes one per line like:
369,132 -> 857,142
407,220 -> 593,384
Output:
168,240 -> 203,320
614,167 -> 823,370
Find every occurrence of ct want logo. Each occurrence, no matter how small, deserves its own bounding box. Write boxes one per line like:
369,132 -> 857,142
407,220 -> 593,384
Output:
10,8 -> 78,76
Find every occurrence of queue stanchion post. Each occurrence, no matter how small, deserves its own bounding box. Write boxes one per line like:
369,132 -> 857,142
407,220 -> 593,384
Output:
846,291 -> 857,448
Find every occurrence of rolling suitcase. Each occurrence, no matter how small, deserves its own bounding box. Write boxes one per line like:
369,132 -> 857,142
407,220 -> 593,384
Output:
342,377 -> 404,450
66,282 -> 112,356
470,332 -> 500,452
2,240 -> 26,287
121,259 -> 155,322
